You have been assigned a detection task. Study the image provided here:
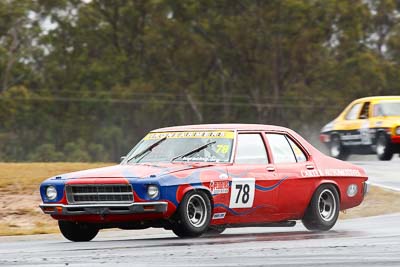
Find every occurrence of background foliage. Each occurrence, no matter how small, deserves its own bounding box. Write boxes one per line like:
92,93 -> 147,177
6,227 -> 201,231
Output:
1,0 -> 400,162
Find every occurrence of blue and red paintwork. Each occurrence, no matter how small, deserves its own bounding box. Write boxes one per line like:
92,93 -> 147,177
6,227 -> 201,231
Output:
39,124 -> 368,226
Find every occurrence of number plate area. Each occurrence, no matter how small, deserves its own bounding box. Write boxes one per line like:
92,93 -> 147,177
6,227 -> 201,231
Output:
229,178 -> 255,208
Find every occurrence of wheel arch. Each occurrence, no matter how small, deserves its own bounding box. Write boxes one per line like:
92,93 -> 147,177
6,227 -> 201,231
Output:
329,132 -> 341,141
308,180 -> 341,207
178,185 -> 214,209
375,128 -> 389,141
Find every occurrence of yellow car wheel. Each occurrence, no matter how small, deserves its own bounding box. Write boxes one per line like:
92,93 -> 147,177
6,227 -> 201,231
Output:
376,133 -> 393,161
329,135 -> 349,160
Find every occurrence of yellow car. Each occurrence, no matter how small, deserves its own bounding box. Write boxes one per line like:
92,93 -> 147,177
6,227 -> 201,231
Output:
320,96 -> 400,160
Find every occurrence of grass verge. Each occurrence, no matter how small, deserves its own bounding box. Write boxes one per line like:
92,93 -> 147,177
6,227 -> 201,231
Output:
0,162 -> 112,236
339,185 -> 400,219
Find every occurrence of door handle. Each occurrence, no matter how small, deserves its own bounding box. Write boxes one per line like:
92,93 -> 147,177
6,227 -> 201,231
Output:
306,164 -> 314,170
266,166 -> 275,172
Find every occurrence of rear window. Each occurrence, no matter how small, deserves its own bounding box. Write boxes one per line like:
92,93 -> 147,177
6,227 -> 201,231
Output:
265,133 -> 307,163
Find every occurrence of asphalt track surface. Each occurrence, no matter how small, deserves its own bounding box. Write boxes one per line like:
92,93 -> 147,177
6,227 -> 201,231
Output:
351,157 -> 400,191
1,160 -> 399,267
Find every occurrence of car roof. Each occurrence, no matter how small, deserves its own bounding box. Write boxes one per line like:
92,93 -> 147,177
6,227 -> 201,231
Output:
353,96 -> 400,103
151,123 -> 322,156
152,124 -> 290,132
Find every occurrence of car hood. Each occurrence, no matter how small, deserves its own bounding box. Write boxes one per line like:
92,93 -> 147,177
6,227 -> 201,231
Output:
321,120 -> 336,133
59,163 -> 216,180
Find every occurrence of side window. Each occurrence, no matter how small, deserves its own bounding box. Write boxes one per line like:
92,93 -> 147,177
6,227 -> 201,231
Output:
359,102 -> 370,119
235,134 -> 268,164
265,134 -> 297,164
373,104 -> 383,116
345,103 -> 362,120
287,138 -> 307,162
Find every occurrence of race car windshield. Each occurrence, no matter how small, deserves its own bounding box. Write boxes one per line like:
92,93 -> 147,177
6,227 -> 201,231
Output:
374,101 -> 400,116
124,131 -> 234,163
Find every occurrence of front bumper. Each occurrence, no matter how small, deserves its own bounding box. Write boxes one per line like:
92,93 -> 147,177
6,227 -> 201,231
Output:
363,181 -> 370,197
40,202 -> 168,215
391,135 -> 400,144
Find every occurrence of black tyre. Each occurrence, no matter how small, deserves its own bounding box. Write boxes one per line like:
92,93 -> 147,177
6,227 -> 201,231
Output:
58,220 -> 99,242
376,133 -> 393,161
302,184 -> 340,231
172,191 -> 212,238
329,135 -> 349,160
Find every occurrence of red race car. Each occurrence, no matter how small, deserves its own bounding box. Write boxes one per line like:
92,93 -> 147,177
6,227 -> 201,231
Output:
40,124 -> 368,241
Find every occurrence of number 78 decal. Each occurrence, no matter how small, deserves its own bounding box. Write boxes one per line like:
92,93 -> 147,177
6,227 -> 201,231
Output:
229,178 -> 255,208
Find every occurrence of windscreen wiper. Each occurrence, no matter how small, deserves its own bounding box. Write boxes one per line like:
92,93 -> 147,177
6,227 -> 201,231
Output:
171,141 -> 216,162
127,137 -> 167,163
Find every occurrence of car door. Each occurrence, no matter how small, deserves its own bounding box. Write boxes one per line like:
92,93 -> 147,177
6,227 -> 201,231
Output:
369,101 -> 387,146
358,101 -> 374,146
225,132 -> 280,224
264,132 -> 315,219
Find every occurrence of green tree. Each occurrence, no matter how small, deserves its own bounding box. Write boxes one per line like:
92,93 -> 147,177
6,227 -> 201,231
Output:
2,0 -> 400,162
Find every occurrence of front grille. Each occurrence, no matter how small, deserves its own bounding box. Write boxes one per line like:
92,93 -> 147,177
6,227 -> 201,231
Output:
66,184 -> 134,204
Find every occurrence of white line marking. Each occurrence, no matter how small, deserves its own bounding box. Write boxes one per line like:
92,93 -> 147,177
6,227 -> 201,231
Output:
370,182 -> 400,192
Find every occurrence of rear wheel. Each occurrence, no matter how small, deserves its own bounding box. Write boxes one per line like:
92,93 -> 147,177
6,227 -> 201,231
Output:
58,221 -> 99,242
329,135 -> 349,160
376,133 -> 393,161
172,191 -> 211,238
302,185 -> 340,231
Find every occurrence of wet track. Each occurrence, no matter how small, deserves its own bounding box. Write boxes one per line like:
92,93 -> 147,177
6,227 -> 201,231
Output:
352,158 -> 400,191
1,160 -> 399,267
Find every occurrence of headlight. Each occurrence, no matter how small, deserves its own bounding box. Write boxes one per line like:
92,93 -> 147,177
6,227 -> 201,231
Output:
147,185 -> 159,199
396,126 -> 400,135
46,186 -> 57,200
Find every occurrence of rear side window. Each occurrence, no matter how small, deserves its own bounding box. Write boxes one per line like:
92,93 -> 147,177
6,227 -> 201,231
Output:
265,134 -> 296,163
265,134 -> 307,163
235,134 -> 268,164
287,138 -> 307,162
373,104 -> 384,116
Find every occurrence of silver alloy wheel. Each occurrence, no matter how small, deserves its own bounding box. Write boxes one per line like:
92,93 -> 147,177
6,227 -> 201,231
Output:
186,194 -> 207,228
318,189 -> 336,222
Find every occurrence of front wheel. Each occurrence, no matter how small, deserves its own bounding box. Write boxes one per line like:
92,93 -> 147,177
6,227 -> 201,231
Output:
376,133 -> 393,161
58,221 -> 99,242
329,135 -> 349,160
172,191 -> 211,238
302,185 -> 340,231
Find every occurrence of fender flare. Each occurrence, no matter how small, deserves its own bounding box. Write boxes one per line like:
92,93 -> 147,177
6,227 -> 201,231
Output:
177,185 -> 214,207
306,179 -> 341,208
